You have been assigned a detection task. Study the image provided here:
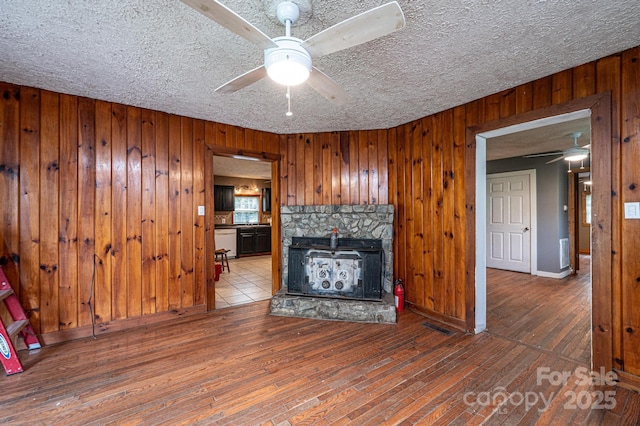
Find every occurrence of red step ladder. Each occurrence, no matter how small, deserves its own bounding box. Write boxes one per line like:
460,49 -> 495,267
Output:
0,266 -> 41,375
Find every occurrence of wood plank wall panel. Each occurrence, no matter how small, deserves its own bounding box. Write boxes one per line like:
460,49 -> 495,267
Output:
141,109 -> 157,315
620,47 -> 640,376
596,54 -> 623,371
0,83 -> 20,301
532,76 -> 553,109
77,97 -> 96,327
313,133 -> 322,206
394,125 -> 407,299
515,83 -> 533,114
58,94 -> 78,330
303,134 -> 314,205
19,88 -> 41,331
409,119 -> 423,307
95,100 -> 112,324
180,118 -> 194,308
39,91 -> 60,334
339,132 -> 350,204
348,131 -> 360,205
111,103 -> 128,321
441,109 -> 456,317
431,113 -> 446,314
193,120 -> 206,307
155,113 -> 170,313
377,129 -> 389,205
0,83 -> 279,342
330,132 -> 341,205
126,107 -> 143,318
452,105 -> 467,319
168,115 -> 182,311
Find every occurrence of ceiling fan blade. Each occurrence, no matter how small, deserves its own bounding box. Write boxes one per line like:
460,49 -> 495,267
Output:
306,67 -> 352,106
301,1 -> 405,58
546,156 -> 565,164
181,0 -> 277,50
523,151 -> 563,158
215,66 -> 268,93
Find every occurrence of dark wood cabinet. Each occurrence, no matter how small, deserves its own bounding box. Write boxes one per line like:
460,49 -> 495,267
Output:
262,188 -> 271,212
236,226 -> 271,257
255,226 -> 271,253
214,185 -> 235,211
237,229 -> 256,256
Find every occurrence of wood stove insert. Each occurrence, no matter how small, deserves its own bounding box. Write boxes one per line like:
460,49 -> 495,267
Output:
287,236 -> 383,301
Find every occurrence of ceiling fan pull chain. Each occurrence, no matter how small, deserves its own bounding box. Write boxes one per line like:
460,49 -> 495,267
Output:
286,86 -> 293,117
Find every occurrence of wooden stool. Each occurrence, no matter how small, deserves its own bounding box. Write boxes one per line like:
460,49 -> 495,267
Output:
215,249 -> 230,272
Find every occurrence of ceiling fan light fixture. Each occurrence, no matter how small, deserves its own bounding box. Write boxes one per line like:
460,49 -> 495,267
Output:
563,131 -> 588,162
563,151 -> 589,162
265,37 -> 311,86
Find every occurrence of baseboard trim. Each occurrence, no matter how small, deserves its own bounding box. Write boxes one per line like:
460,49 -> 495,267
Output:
406,304 -> 468,333
37,305 -> 208,346
615,369 -> 640,393
535,269 -> 572,279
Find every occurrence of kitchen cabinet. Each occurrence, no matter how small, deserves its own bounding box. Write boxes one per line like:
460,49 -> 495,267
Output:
262,188 -> 271,212
214,185 -> 235,211
255,226 -> 271,253
236,226 -> 271,257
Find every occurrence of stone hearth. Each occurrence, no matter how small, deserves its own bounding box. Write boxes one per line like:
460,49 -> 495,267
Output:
269,205 -> 395,324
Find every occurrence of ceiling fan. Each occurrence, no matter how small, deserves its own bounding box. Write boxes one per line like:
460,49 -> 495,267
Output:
524,132 -> 590,164
180,0 -> 406,114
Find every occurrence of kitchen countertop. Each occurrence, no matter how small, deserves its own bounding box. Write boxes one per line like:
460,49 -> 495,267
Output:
215,223 -> 272,229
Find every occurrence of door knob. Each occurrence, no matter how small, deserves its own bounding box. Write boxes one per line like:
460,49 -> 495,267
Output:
523,227 -> 530,232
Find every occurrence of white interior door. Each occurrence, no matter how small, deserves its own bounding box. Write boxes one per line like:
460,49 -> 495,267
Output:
487,172 -> 532,273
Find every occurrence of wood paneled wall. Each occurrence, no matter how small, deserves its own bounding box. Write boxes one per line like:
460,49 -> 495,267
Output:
279,131 -> 388,206
0,85 -> 279,342
279,46 -> 640,380
1,45 -> 639,381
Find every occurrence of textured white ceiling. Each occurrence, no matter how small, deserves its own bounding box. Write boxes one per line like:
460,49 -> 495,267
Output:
487,117 -> 592,161
214,156 -> 272,179
1,1 -> 639,135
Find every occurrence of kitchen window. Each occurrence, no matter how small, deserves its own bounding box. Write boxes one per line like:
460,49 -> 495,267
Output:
233,196 -> 259,224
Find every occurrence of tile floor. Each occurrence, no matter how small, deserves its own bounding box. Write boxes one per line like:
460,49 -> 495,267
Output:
215,255 -> 273,309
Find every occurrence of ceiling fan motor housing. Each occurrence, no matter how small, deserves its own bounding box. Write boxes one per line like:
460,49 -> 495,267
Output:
264,36 -> 312,86
276,1 -> 300,25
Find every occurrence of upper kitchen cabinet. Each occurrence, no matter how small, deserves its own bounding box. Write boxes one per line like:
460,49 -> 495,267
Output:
262,187 -> 271,213
214,185 -> 235,212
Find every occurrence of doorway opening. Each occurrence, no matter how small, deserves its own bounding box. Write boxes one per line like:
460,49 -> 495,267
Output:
466,92 -> 612,371
205,149 -> 281,311
485,164 -> 591,365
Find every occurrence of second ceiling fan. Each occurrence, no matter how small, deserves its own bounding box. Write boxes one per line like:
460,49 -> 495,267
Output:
180,0 -> 406,112
524,132 -> 591,164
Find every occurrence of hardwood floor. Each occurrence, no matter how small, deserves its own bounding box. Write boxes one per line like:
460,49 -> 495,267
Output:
486,255 -> 592,365
2,259 -> 639,424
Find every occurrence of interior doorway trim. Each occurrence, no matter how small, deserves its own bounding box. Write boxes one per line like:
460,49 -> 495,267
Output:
465,92 -> 612,371
203,145 -> 282,311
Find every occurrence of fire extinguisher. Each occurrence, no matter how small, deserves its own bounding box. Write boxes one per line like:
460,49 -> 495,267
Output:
394,279 -> 405,312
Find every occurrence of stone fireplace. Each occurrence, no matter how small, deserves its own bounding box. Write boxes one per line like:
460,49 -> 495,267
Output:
269,205 -> 395,323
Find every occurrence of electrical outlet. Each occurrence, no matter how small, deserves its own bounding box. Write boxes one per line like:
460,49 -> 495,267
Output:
197,206 -> 205,216
624,202 -> 640,219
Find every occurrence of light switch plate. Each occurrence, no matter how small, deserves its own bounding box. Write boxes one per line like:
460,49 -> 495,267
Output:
197,205 -> 205,216
624,202 -> 640,219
